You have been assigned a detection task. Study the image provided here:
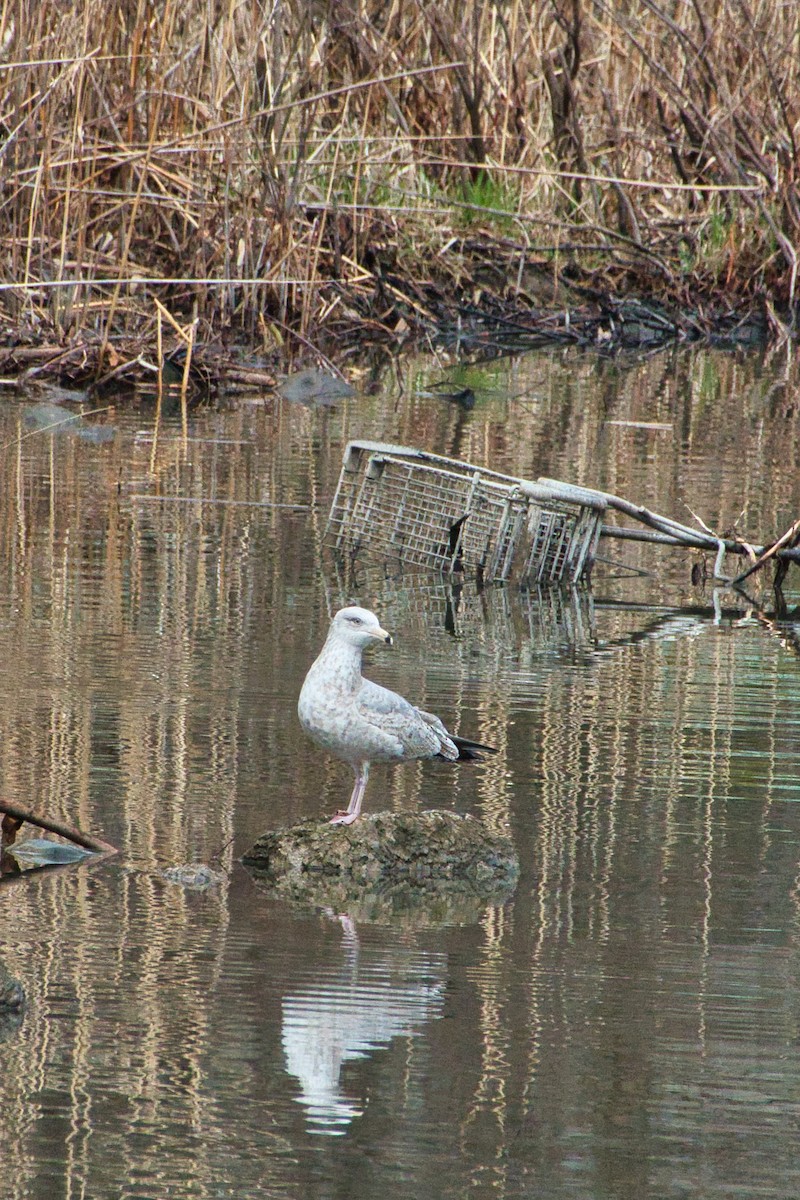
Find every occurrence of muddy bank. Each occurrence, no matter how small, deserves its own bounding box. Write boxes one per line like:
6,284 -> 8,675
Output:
0,257 -> 777,399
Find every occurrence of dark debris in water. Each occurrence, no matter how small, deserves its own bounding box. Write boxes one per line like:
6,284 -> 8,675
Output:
0,961 -> 24,1011
425,291 -> 769,358
426,381 -> 477,410
0,959 -> 25,1041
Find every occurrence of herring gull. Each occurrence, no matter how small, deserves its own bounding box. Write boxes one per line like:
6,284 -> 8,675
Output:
298,606 -> 496,825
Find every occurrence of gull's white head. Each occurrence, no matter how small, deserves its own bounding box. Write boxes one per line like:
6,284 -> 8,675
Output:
329,606 -> 393,649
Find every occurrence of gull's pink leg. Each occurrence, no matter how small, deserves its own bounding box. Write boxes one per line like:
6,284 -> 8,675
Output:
330,762 -> 370,825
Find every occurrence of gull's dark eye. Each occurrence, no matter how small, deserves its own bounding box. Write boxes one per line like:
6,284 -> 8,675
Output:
347,615 -> 362,625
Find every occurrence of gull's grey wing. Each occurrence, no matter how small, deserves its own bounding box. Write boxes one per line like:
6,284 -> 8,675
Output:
414,708 -> 459,760
357,678 -> 417,718
355,679 -> 453,760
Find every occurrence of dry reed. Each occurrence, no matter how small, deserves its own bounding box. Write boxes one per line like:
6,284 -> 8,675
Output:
0,0 -> 798,382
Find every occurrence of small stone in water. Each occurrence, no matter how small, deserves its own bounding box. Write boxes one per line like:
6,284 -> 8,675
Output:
161,863 -> 225,889
278,369 -> 355,406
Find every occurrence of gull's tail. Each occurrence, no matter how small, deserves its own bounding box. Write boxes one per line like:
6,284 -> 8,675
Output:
449,736 -> 498,762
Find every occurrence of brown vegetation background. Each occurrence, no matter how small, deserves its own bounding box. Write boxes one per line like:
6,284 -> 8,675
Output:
0,0 -> 798,367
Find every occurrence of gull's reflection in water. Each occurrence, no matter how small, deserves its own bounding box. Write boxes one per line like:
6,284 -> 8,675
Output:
281,916 -> 445,1136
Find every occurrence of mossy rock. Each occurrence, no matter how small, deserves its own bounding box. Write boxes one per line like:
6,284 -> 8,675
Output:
242,810 -> 518,918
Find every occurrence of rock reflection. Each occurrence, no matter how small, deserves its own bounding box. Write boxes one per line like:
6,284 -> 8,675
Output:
281,916 -> 444,1135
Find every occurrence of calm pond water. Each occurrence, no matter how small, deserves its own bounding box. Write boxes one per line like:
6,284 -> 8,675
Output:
0,346 -> 799,1199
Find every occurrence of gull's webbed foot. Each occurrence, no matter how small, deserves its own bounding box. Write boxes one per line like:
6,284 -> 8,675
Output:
329,810 -> 359,826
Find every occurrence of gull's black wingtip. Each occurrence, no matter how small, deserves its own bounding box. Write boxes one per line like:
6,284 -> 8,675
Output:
451,736 -> 498,761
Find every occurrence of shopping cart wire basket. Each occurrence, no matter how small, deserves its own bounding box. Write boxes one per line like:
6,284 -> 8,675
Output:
325,441 -> 607,585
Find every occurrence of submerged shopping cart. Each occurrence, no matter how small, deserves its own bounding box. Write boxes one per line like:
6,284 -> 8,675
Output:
325,441 -> 607,585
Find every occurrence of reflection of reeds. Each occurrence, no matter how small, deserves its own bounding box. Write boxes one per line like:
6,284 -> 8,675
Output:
0,863 -> 235,1196
0,351 -> 799,1190
448,606 -> 800,1189
1,347 -> 798,849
